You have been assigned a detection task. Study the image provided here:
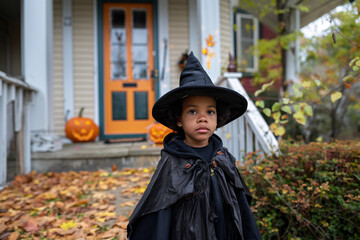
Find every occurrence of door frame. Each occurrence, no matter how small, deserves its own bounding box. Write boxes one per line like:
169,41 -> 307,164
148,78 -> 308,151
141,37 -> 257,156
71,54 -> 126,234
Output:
97,0 -> 159,140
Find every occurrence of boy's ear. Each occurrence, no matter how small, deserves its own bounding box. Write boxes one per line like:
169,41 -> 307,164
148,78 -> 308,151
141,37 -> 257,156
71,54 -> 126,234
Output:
177,118 -> 182,127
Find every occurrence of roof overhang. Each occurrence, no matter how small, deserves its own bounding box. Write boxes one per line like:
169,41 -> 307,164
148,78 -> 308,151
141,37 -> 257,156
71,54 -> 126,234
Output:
234,0 -> 347,31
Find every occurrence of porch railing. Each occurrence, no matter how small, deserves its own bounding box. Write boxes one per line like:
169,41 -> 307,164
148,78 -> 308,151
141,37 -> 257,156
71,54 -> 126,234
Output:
0,71 -> 36,189
215,73 -> 280,161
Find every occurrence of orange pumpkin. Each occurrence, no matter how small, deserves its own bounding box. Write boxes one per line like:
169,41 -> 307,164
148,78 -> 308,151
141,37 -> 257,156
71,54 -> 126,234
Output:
149,122 -> 172,144
65,108 -> 99,142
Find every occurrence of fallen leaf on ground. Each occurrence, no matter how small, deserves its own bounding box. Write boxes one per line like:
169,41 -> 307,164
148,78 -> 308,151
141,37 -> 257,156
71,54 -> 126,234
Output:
0,168 -> 153,239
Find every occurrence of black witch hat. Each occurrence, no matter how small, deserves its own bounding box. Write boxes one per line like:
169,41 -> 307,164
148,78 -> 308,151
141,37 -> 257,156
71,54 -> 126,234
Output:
152,52 -> 247,130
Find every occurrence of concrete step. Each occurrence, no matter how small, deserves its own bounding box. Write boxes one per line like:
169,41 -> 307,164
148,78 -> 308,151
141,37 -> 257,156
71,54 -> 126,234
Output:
31,141 -> 162,173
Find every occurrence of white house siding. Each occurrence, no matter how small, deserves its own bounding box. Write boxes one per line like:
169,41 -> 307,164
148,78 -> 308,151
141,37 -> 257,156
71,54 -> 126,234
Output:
169,0 -> 189,89
72,0 -> 95,122
220,0 -> 232,73
53,0 -> 65,136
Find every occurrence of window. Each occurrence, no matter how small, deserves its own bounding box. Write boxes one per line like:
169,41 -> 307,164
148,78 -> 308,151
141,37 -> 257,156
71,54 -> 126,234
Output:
235,13 -> 258,72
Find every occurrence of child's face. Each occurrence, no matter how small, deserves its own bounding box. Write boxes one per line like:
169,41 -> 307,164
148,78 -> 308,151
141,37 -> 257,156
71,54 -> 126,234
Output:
177,95 -> 217,147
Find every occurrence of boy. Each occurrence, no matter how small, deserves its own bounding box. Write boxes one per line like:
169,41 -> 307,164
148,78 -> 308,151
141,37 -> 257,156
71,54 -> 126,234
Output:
127,52 -> 262,239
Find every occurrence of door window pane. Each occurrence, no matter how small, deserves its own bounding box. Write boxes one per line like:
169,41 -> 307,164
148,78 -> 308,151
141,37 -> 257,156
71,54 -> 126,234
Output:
133,10 -> 146,28
132,9 -> 148,79
134,92 -> 148,120
112,92 -> 127,120
132,45 -> 147,62
133,63 -> 147,79
112,9 -> 125,27
132,29 -> 147,44
111,9 -> 127,80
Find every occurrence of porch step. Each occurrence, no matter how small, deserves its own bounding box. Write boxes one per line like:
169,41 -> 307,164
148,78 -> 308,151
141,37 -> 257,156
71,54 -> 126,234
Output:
31,141 -> 162,173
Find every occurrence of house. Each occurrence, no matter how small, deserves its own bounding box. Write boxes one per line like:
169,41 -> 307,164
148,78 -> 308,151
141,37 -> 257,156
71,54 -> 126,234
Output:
0,0 -> 347,186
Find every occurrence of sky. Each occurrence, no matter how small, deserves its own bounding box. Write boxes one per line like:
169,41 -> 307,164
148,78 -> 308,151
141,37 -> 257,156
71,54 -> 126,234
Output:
301,5 -> 347,38
301,17 -> 332,38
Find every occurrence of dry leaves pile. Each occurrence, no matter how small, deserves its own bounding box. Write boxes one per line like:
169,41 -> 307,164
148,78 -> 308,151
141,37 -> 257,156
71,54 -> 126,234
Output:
0,167 -> 153,240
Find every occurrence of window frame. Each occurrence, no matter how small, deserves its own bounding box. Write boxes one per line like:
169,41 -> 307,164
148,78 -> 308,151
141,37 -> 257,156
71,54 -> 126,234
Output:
235,12 -> 259,73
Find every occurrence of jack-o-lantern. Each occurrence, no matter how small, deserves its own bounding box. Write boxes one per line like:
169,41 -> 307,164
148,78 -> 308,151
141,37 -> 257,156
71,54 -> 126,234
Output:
149,122 -> 172,144
65,107 -> 99,142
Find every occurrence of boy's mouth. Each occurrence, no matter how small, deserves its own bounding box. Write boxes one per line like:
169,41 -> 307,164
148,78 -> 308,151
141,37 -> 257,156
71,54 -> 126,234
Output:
196,127 -> 210,133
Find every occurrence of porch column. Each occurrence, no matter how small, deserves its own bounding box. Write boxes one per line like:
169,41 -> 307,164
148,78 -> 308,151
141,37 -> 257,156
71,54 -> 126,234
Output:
197,0 -> 221,82
285,7 -> 301,95
62,0 -> 74,120
188,0 -> 201,57
158,0 -> 171,97
22,0 -> 54,133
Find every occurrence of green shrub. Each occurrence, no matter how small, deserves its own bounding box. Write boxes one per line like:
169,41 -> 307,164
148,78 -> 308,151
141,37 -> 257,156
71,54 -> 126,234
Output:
241,140 -> 360,240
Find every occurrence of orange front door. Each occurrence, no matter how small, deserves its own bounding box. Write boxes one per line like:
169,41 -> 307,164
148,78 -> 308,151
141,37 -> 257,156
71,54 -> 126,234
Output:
103,3 -> 155,136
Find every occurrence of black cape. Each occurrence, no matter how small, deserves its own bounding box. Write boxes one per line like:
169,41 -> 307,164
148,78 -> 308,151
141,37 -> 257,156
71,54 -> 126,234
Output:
127,133 -> 262,240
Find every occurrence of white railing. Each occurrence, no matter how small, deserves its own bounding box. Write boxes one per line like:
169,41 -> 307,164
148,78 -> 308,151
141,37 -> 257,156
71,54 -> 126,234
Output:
216,73 -> 280,161
0,71 -> 36,189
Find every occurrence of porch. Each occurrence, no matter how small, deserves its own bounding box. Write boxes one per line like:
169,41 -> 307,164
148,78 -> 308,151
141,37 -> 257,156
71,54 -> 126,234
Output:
31,140 -> 162,173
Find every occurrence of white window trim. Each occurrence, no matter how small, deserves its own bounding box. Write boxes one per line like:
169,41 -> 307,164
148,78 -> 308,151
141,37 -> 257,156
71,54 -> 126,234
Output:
235,13 -> 258,73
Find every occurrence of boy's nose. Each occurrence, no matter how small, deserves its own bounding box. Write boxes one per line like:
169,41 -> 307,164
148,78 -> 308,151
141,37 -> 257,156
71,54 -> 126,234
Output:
197,113 -> 208,122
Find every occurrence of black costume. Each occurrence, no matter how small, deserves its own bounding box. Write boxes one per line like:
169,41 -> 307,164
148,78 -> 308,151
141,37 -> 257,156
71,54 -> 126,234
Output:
127,52 -> 262,239
127,133 -> 262,239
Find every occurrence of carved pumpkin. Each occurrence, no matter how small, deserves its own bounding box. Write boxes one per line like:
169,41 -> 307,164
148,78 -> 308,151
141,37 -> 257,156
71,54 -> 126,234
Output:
149,122 -> 172,144
65,107 -> 99,142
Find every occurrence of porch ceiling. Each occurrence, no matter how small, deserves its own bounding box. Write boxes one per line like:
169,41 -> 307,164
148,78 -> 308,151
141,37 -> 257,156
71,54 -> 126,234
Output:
235,0 -> 347,30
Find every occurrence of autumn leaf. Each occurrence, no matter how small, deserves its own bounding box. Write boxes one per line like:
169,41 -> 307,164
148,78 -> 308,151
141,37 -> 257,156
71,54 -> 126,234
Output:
202,47 -> 208,55
331,91 -> 342,103
119,201 -> 137,207
255,100 -> 265,108
272,102 -> 281,112
133,186 -> 147,194
206,58 -> 211,69
270,123 -> 285,136
271,111 -> 281,123
304,105 -> 313,116
263,108 -> 271,117
0,222 -> 6,233
292,84 -> 303,98
282,98 -> 290,104
129,176 -> 140,182
301,80 -> 311,89
60,220 -> 76,231
8,231 -> 20,240
226,133 -> 231,140
342,75 -> 354,82
206,34 -> 216,47
275,126 -> 285,136
316,136 -> 323,142
24,219 -> 40,232
112,163 -> 117,172
281,105 -> 292,114
349,56 -> 359,67
293,111 -> 306,125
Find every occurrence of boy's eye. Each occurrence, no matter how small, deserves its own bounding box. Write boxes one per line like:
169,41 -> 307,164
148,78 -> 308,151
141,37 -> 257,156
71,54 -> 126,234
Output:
208,110 -> 216,115
189,110 -> 197,115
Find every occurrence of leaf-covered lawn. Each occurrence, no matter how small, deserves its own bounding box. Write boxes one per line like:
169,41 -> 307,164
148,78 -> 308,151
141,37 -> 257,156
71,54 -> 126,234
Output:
0,168 -> 153,240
